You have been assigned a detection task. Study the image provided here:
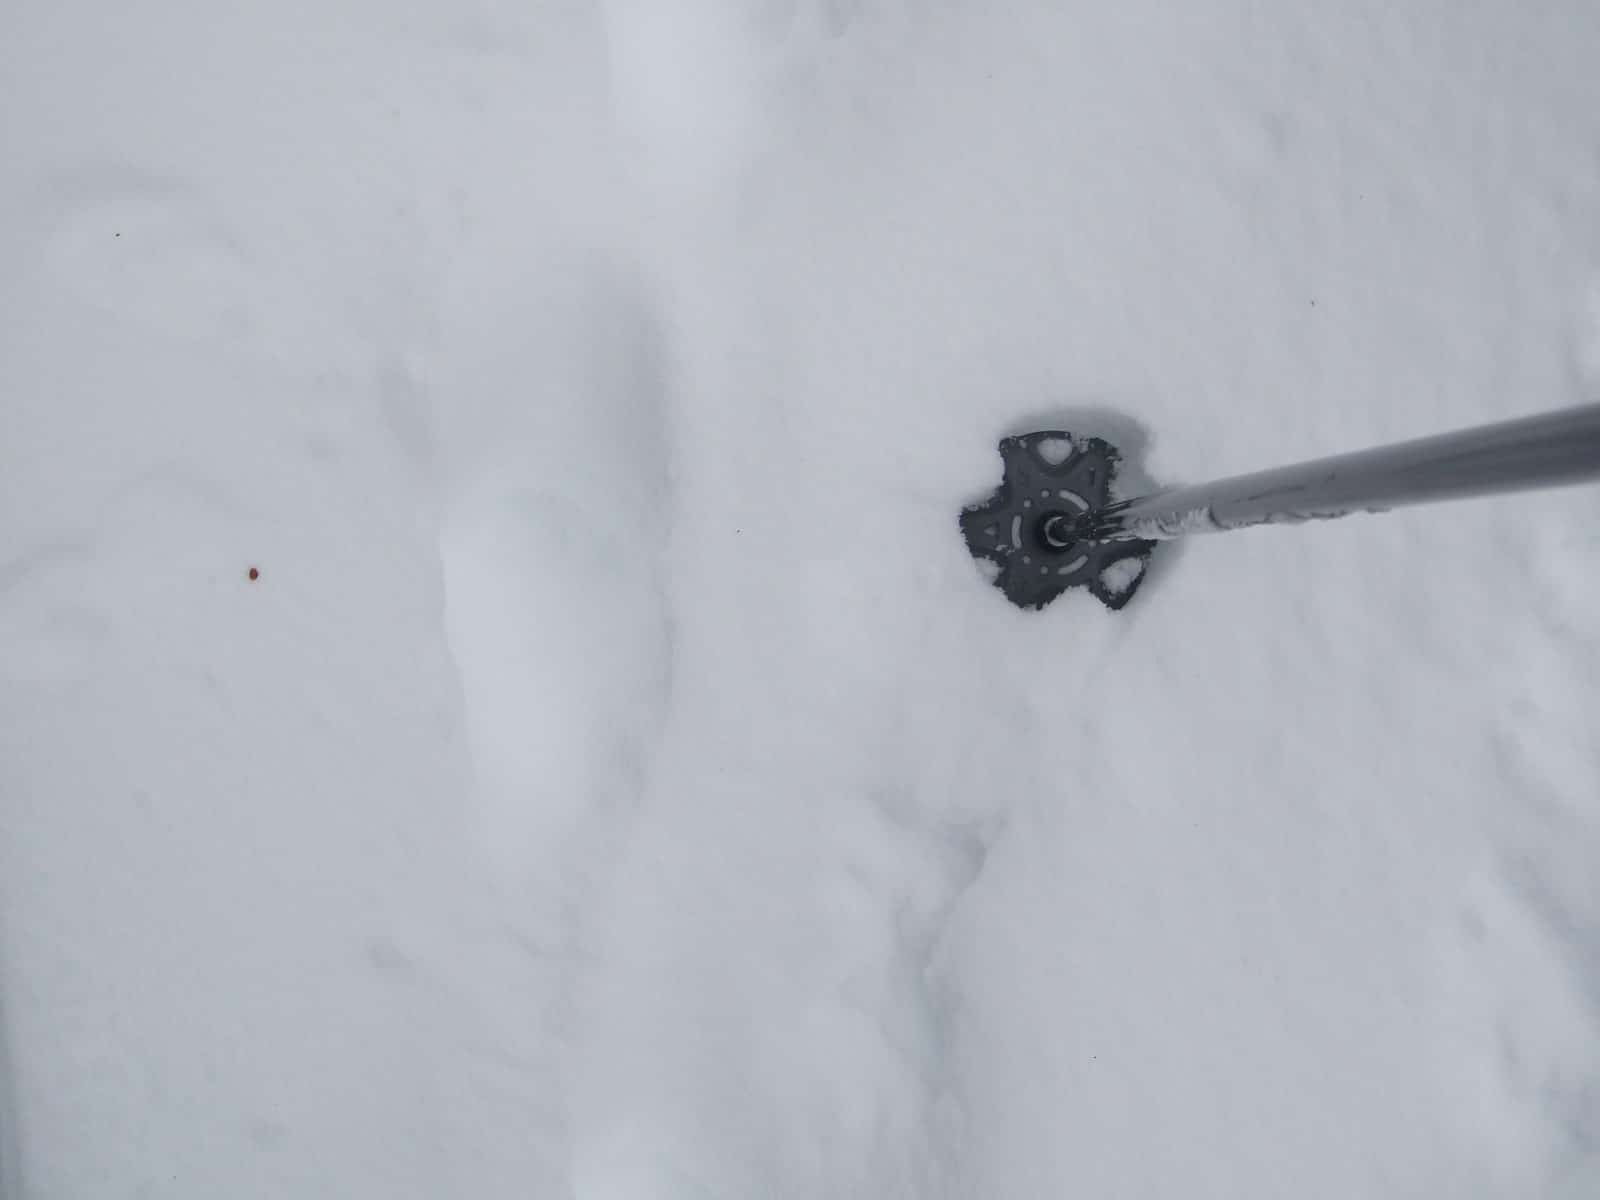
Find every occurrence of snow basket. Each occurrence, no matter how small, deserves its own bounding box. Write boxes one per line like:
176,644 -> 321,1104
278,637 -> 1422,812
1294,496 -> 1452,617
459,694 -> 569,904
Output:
960,432 -> 1154,611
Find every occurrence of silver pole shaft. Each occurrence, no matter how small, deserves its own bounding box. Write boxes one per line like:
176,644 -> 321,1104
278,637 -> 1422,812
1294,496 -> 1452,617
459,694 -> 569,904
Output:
1084,403 -> 1600,542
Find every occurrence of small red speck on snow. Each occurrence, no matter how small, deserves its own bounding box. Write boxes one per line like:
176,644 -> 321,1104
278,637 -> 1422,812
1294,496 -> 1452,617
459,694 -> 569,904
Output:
247,567 -> 260,581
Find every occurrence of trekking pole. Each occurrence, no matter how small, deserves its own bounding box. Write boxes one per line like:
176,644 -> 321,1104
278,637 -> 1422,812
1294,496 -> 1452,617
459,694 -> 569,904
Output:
961,403 -> 1600,611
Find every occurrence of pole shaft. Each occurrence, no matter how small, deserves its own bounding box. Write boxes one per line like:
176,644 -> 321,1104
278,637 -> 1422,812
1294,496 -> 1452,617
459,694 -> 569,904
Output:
1089,403 -> 1600,542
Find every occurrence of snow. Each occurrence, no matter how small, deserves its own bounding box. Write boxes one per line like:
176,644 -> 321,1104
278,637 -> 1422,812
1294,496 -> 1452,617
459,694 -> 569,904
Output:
3,2 -> 1600,1198
1036,437 -> 1073,466
1126,504 -> 1226,539
1097,556 -> 1144,597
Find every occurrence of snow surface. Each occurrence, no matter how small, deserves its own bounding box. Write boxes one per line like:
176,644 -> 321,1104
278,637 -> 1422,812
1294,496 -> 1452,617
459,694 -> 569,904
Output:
4,2 -> 1600,1197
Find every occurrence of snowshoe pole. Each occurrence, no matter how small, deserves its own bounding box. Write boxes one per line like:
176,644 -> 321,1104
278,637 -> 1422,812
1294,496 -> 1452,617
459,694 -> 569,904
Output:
961,402 -> 1600,611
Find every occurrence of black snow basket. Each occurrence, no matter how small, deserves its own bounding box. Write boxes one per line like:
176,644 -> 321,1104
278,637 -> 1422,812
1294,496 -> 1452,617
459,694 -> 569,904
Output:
960,431 -> 1154,611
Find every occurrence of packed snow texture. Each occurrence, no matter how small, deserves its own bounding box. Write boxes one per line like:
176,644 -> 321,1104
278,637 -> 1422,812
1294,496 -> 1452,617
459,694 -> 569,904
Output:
4,2 -> 1600,1197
